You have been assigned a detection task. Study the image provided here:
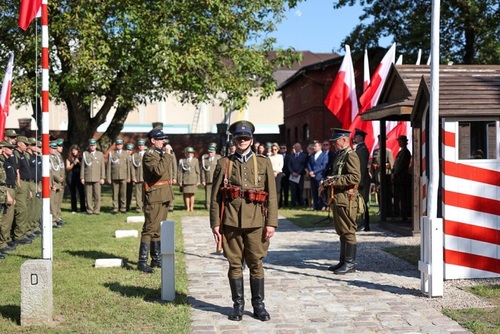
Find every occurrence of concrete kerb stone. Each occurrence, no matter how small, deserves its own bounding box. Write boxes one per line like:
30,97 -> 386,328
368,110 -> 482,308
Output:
95,258 -> 124,268
115,230 -> 139,238
127,216 -> 145,223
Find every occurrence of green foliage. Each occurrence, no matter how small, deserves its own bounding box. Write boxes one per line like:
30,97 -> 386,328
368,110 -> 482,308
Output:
0,1 -> 302,149
333,0 -> 500,64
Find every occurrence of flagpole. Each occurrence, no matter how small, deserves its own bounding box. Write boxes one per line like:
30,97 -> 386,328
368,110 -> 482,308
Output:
40,0 -> 52,260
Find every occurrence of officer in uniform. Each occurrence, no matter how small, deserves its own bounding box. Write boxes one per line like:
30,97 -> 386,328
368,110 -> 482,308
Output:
125,143 -> 135,212
137,127 -> 174,273
131,139 -> 146,212
162,139 -> 177,212
0,140 -> 17,253
353,129 -> 370,231
210,120 -> 278,322
13,136 -> 33,244
107,139 -> 130,213
324,128 -> 361,275
0,141 -> 11,258
81,139 -> 106,214
27,138 -> 43,235
201,143 -> 221,209
55,139 -> 65,225
49,141 -> 64,228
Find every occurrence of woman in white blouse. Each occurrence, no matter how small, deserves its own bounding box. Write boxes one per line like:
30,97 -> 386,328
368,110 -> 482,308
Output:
268,143 -> 284,207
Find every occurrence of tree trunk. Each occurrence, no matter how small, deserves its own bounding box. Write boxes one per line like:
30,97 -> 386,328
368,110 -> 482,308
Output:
99,103 -> 133,152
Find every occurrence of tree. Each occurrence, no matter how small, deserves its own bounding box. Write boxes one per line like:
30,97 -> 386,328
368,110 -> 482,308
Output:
332,0 -> 499,65
0,0 -> 302,150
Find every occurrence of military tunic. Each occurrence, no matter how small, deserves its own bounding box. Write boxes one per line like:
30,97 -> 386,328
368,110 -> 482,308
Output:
327,147 -> 361,244
107,149 -> 130,213
50,152 -> 64,225
0,154 -> 17,246
177,157 -> 200,193
200,153 -> 221,209
141,147 -> 174,242
209,151 -> 278,279
131,150 -> 145,212
81,150 -> 106,214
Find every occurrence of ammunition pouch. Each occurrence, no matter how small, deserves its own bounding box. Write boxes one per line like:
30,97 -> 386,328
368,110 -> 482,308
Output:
219,185 -> 268,204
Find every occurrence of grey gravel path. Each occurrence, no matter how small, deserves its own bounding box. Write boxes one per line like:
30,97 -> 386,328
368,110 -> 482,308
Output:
182,215 -> 484,334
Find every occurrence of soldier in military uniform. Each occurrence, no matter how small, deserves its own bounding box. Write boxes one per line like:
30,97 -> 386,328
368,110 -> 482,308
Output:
26,138 -> 43,235
125,143 -> 135,212
54,139 -> 66,225
81,139 -> 106,214
107,139 -> 130,213
177,147 -> 200,212
210,120 -> 278,322
200,143 -> 221,209
0,140 -> 17,253
137,127 -> 174,273
324,128 -> 361,275
49,142 -> 64,228
0,141 -> 13,258
131,139 -> 146,212
163,141 -> 177,212
12,136 -> 33,244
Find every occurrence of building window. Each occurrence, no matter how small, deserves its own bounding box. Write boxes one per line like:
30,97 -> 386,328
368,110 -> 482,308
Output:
458,120 -> 497,159
303,124 -> 309,141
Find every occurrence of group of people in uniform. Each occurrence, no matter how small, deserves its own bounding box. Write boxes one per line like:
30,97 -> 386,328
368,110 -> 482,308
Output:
0,130 -> 46,260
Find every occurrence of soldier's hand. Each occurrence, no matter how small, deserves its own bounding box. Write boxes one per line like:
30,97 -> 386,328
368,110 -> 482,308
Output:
264,226 -> 275,241
212,226 -> 222,244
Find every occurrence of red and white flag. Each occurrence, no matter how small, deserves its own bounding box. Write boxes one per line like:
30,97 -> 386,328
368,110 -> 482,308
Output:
324,45 -> 358,129
359,43 -> 396,113
18,0 -> 42,30
363,49 -> 370,92
0,53 -> 14,140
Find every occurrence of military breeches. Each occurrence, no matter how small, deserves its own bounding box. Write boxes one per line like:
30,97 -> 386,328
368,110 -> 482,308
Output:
141,201 -> 169,242
112,179 -> 127,212
223,225 -> 269,280
332,204 -> 357,244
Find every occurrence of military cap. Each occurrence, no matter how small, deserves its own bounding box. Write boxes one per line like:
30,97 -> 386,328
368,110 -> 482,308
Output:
126,143 -> 134,150
228,120 -> 255,138
329,128 -> 351,141
137,139 -> 146,145
88,139 -> 97,145
265,142 -> 272,148
4,129 -> 18,137
49,141 -> 58,148
208,147 -> 216,152
115,139 -> 124,144
208,142 -> 217,148
397,135 -> 408,142
28,137 -> 37,146
185,147 -> 195,153
148,128 -> 168,140
354,128 -> 367,138
37,140 -> 42,148
56,138 -> 64,146
17,136 -> 30,144
0,140 -> 15,148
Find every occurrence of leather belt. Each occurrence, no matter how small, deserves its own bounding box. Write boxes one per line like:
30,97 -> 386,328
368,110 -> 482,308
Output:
143,180 -> 172,192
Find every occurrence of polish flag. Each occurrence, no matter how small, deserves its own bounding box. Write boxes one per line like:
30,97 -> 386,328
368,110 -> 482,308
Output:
363,49 -> 370,92
0,53 -> 14,140
324,45 -> 358,129
359,43 -> 396,113
18,0 -> 42,30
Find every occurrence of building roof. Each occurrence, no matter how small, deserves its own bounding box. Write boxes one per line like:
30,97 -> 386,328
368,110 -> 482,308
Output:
361,65 -> 500,121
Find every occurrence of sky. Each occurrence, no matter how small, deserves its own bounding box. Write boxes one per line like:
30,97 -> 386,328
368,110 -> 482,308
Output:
262,1 -> 392,54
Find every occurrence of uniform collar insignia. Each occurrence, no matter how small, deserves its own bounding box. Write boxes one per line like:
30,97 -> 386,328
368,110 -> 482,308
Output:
233,150 -> 253,163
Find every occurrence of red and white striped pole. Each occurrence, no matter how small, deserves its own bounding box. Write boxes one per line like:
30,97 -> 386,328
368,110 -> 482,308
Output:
40,0 -> 52,260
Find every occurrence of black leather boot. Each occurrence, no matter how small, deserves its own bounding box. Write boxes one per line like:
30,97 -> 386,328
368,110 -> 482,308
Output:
137,242 -> 154,273
150,240 -> 161,268
334,243 -> 356,275
228,277 -> 244,321
328,241 -> 345,272
250,278 -> 270,321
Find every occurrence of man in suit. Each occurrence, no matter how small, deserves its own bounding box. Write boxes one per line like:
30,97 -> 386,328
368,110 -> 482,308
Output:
210,120 -> 278,322
107,138 -> 130,213
307,140 -> 329,210
200,143 -> 221,209
138,127 -> 174,273
353,129 -> 371,231
392,135 -> 412,221
287,142 -> 307,207
81,139 -> 105,214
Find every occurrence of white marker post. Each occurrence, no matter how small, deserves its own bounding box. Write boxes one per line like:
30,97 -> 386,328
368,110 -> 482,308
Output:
160,220 -> 175,301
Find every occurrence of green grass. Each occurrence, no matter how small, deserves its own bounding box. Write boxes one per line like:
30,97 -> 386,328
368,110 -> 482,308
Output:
0,184 -> 207,333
